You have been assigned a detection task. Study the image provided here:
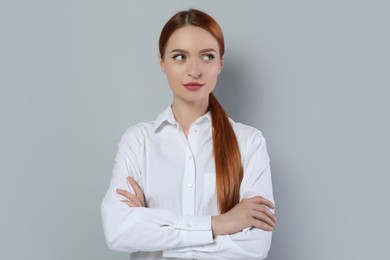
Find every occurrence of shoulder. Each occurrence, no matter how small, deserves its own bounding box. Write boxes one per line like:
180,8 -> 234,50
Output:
229,119 -> 268,159
118,121 -> 155,151
230,120 -> 270,169
121,121 -> 155,141
230,119 -> 265,144
118,106 -> 171,147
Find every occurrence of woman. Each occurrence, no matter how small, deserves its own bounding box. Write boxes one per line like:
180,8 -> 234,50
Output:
101,9 -> 276,259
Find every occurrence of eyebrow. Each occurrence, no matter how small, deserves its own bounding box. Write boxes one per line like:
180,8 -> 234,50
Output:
170,48 -> 217,54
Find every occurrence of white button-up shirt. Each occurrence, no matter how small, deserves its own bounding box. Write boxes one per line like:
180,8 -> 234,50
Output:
101,105 -> 274,259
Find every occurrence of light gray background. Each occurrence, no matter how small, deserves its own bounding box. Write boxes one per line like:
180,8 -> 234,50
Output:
1,0 -> 389,259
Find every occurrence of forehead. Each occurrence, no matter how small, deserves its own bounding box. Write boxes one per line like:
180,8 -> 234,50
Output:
165,25 -> 220,53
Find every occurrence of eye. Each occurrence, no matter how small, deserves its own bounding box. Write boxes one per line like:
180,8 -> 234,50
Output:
173,54 -> 186,61
201,54 -> 215,61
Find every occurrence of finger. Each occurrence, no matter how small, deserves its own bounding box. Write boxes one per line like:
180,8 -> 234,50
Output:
116,188 -> 140,203
127,177 -> 145,207
251,218 -> 274,232
250,196 -> 275,209
127,176 -> 144,199
120,199 -> 144,207
120,200 -> 137,207
253,204 -> 277,223
116,188 -> 132,199
118,189 -> 143,207
252,210 -> 276,228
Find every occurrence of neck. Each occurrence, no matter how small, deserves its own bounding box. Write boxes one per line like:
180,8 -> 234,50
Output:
171,97 -> 209,136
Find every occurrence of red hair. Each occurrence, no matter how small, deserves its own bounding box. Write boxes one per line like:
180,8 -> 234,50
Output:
159,9 -> 243,214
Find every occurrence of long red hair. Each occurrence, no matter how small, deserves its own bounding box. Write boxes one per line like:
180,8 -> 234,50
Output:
159,9 -> 243,214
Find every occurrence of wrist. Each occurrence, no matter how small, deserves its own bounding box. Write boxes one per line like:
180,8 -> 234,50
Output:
211,215 -> 223,237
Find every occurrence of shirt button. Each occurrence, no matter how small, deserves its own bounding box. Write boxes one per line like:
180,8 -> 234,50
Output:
193,128 -> 199,133
188,183 -> 193,188
188,155 -> 193,160
187,223 -> 192,228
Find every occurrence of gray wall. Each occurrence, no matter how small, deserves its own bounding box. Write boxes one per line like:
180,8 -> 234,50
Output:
1,0 -> 389,259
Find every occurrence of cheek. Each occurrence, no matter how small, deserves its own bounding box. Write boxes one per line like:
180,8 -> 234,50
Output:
165,71 -> 184,90
205,64 -> 222,78
165,65 -> 184,80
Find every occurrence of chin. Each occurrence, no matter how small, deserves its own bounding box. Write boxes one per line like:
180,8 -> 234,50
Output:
175,93 -> 210,104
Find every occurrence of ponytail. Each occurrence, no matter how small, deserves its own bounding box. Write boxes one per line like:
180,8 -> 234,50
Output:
209,93 -> 243,214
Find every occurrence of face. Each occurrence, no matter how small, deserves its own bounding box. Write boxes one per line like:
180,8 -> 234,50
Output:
159,25 -> 224,105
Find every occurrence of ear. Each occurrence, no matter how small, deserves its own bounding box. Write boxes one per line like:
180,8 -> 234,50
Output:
218,55 -> 224,74
158,52 -> 166,73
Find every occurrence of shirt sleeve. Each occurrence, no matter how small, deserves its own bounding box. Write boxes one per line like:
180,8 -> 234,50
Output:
163,131 -> 274,259
100,128 -> 213,253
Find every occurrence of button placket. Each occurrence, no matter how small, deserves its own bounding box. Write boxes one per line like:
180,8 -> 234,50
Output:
182,125 -> 199,217
182,145 -> 196,216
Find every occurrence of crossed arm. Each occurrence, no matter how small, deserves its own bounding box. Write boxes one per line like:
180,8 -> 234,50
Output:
117,176 -> 276,237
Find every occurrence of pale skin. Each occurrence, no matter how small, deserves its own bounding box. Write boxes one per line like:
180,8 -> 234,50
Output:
116,25 -> 276,237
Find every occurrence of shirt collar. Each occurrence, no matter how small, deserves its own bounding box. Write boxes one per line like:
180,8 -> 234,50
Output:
153,105 -> 212,132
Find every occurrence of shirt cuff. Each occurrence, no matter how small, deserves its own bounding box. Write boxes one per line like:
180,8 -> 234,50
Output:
175,215 -> 213,245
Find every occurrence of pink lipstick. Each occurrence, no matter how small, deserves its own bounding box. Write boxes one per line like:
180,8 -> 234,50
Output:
182,82 -> 205,91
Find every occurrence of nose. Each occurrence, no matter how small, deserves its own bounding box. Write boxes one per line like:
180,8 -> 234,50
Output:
187,59 -> 202,78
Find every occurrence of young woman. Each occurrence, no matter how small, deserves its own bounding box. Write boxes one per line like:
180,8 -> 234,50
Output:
101,9 -> 276,259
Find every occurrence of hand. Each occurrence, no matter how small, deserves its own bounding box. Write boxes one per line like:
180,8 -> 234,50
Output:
116,176 -> 146,207
212,196 -> 276,236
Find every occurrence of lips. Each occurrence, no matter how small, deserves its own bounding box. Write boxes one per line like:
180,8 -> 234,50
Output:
182,82 -> 205,91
